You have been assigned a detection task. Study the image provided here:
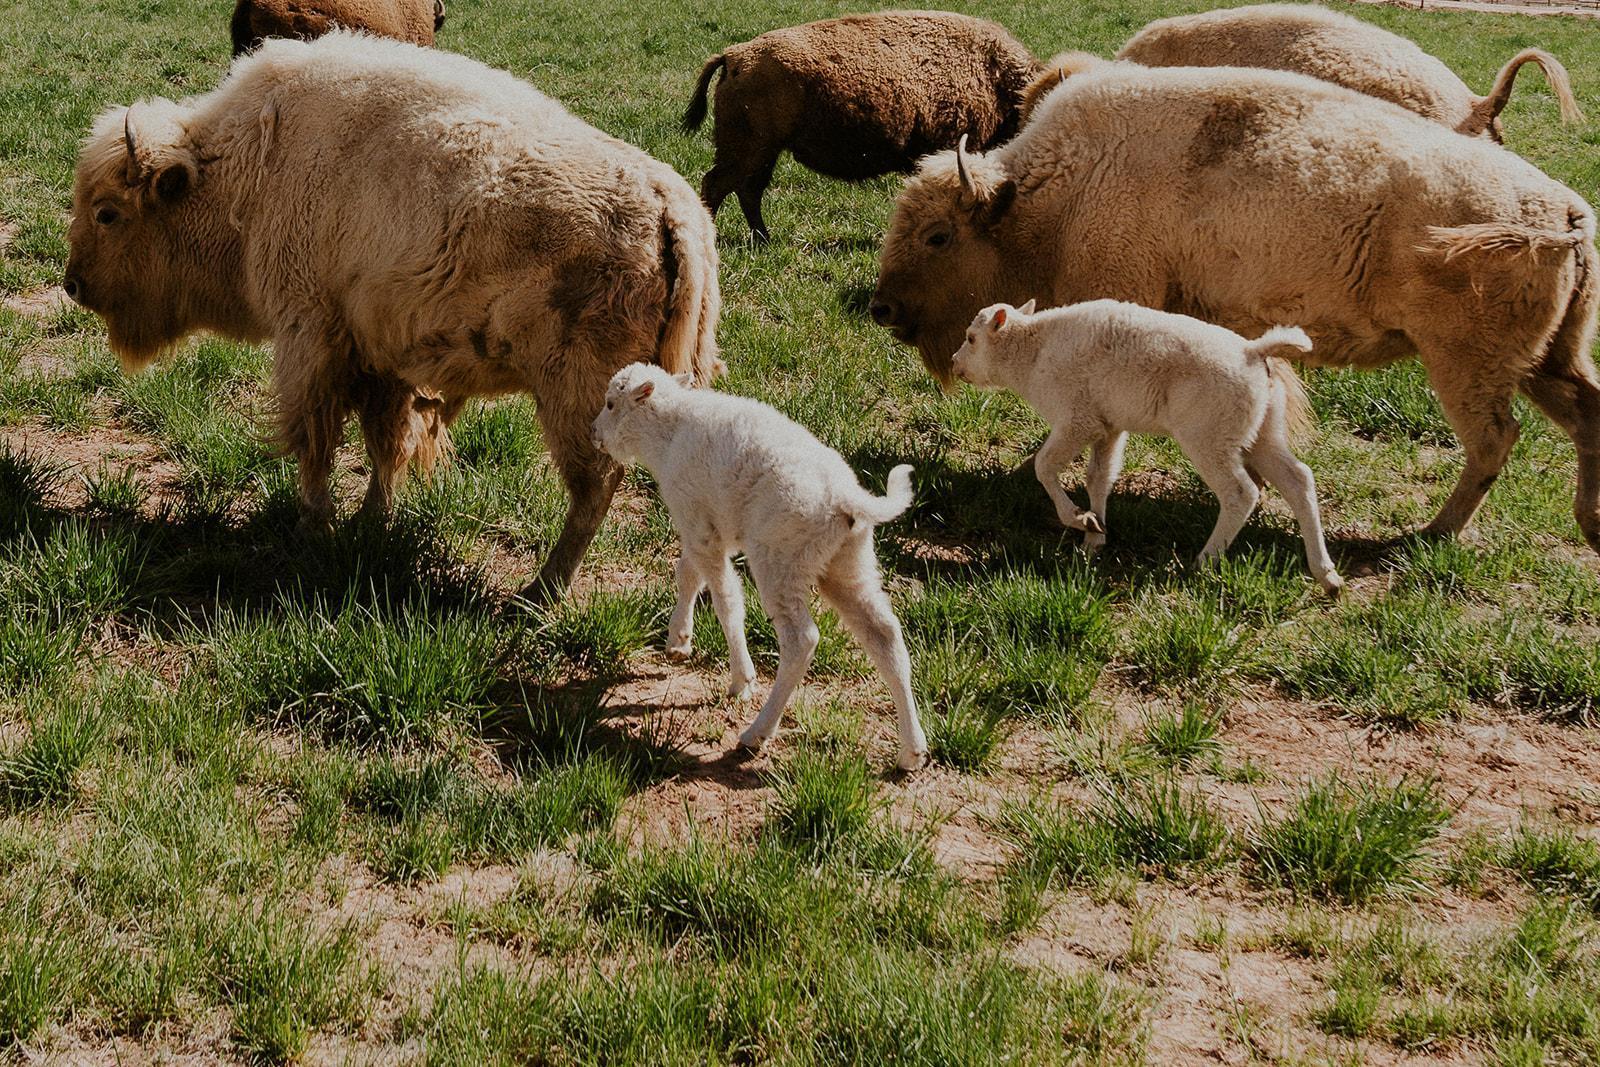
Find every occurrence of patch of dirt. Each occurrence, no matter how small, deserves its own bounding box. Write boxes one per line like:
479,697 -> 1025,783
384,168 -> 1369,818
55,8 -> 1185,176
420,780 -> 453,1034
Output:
2,284 -> 71,318
0,421 -> 182,514
1356,0 -> 1599,17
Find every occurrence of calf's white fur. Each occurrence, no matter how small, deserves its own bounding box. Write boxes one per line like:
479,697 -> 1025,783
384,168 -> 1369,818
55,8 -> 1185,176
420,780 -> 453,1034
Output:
952,299 -> 1342,593
591,364 -> 930,769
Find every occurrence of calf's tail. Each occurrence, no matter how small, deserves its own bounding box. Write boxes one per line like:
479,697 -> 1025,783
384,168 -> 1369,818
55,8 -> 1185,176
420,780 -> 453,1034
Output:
681,53 -> 726,132
1244,326 -> 1314,440
849,465 -> 915,525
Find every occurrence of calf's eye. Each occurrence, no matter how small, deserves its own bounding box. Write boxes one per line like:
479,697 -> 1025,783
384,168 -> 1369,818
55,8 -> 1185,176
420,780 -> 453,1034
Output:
94,206 -> 120,226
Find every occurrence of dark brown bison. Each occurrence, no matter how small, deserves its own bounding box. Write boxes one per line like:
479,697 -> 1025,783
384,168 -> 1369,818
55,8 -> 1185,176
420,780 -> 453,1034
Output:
681,11 -> 1041,241
230,0 -> 444,57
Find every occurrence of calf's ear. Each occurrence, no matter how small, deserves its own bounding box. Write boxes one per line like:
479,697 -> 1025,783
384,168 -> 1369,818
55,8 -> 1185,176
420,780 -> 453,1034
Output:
1018,298 -> 1037,315
630,380 -> 656,403
991,307 -> 1009,330
673,371 -> 694,388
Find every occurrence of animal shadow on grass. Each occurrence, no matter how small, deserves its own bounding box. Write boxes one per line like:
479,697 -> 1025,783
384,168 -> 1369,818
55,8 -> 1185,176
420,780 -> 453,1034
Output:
849,445 -> 1344,586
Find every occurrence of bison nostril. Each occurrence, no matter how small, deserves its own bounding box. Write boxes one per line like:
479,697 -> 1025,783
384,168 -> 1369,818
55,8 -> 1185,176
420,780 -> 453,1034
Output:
62,277 -> 80,302
869,300 -> 895,326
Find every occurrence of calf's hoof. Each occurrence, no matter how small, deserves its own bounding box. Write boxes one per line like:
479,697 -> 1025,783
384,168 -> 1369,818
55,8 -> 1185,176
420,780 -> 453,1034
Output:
737,723 -> 774,752
1318,572 -> 1345,597
727,676 -> 756,701
897,747 -> 931,773
665,642 -> 693,662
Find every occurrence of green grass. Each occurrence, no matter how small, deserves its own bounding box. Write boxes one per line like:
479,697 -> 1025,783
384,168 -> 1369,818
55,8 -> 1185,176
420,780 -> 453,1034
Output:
1250,775 -> 1451,903
3,0 -> 1600,1059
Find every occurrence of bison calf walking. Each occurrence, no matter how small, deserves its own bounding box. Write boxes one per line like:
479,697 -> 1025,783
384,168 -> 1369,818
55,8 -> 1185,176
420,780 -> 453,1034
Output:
591,363 -> 928,770
952,298 -> 1342,593
682,11 -> 1040,240
65,33 -> 720,601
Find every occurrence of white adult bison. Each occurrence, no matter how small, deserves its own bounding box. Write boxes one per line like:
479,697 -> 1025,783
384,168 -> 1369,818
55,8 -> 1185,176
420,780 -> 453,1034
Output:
65,32 -> 721,600
1115,4 -> 1581,142
871,64 -> 1600,554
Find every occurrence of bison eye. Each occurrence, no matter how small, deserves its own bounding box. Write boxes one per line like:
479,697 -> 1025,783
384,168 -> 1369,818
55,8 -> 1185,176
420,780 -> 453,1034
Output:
94,205 -> 120,226
926,230 -> 951,249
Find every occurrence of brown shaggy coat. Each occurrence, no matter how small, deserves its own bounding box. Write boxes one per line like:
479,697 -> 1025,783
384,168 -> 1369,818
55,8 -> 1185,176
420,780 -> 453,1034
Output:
681,11 -> 1041,240
1112,4 -> 1580,141
230,0 -> 443,56
872,64 -> 1600,554
65,33 -> 721,600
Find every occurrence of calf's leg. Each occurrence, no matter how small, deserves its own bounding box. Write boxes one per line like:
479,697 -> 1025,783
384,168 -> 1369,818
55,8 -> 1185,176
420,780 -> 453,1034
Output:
665,553 -> 705,660
1082,432 -> 1127,555
736,557 -> 818,751
818,534 -> 928,771
1035,424 -> 1101,534
1182,441 -> 1261,563
1245,410 -> 1342,594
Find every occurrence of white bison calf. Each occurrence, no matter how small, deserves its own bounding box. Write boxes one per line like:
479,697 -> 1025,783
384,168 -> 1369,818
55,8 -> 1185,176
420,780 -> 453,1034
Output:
952,300 -> 1342,593
591,364 -> 929,770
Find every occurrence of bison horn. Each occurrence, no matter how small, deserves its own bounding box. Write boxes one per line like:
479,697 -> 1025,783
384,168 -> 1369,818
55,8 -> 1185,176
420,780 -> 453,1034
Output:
955,134 -> 977,198
123,106 -> 138,166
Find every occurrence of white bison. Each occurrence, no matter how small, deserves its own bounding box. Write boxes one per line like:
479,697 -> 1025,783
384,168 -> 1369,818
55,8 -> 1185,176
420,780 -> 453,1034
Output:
64,32 -> 721,600
1112,4 -> 1581,142
871,64 -> 1600,555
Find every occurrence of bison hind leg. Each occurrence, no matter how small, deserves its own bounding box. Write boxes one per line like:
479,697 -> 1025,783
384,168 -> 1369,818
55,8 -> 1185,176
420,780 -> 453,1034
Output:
353,374 -> 437,519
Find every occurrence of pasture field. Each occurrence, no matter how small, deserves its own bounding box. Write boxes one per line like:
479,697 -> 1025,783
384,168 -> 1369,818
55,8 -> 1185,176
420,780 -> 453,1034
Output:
4,0 -> 1600,1062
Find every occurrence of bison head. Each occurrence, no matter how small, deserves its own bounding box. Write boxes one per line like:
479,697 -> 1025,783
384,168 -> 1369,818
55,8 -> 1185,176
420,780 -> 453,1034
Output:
65,101 -> 247,370
871,137 -> 1019,388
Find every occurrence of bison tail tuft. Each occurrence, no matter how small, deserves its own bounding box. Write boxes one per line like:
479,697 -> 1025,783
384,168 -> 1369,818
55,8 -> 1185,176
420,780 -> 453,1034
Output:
1462,48 -> 1583,136
681,53 -> 726,132
1422,222 -> 1588,262
850,465 -> 915,525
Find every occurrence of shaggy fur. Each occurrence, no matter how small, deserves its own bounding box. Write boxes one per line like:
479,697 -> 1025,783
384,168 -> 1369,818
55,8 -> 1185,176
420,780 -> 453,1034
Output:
952,300 -> 1341,592
1116,4 -> 1580,142
65,33 -> 721,600
870,64 -> 1600,555
681,11 -> 1041,240
591,364 -> 928,771
230,0 -> 443,56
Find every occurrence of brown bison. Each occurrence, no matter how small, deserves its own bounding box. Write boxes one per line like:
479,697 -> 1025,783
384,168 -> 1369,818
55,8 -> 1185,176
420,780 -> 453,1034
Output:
1110,4 -> 1580,142
681,11 -> 1041,241
871,64 -> 1600,555
65,33 -> 721,601
230,0 -> 444,57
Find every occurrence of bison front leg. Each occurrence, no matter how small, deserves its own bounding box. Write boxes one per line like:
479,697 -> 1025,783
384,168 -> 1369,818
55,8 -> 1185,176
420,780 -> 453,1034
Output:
272,335 -> 352,537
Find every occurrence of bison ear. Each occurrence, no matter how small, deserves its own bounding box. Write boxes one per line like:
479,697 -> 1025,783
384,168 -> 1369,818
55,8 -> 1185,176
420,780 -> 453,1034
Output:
978,179 -> 1017,229
154,163 -> 190,202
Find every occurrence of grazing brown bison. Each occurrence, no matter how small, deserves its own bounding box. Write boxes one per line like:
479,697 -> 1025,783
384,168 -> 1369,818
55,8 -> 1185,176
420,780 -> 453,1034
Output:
681,11 -> 1041,240
871,64 -> 1600,555
1114,4 -> 1580,142
65,33 -> 721,601
230,0 -> 444,56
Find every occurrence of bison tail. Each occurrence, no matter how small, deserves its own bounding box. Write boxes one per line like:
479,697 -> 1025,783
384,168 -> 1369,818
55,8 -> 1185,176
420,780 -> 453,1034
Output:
681,53 -> 726,132
656,184 -> 724,385
1461,48 -> 1583,136
849,465 -> 915,526
1422,222 -> 1589,262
